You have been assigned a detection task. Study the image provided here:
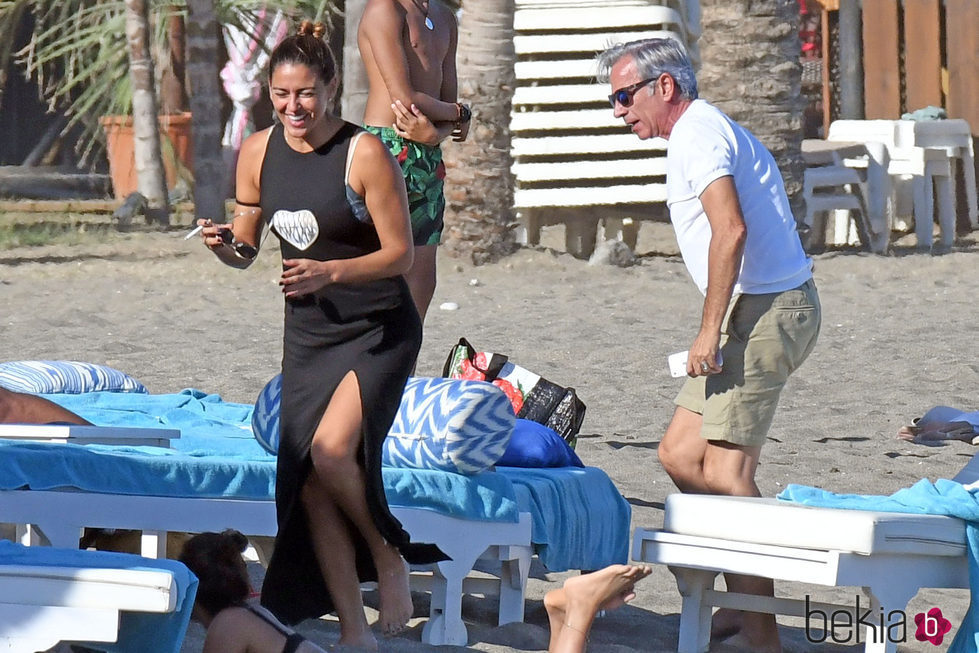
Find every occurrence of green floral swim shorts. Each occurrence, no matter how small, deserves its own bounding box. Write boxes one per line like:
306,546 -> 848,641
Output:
363,125 -> 446,247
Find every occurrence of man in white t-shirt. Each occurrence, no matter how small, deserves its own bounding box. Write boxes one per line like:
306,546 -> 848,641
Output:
596,38 -> 821,652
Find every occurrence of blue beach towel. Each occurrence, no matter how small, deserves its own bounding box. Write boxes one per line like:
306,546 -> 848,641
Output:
780,479 -> 979,652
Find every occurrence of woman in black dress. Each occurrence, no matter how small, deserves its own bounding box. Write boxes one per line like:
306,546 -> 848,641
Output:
198,20 -> 444,650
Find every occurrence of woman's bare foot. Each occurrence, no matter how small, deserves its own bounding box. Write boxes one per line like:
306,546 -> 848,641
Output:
544,565 -> 652,652
375,549 -> 413,637
562,564 -> 652,614
337,630 -> 378,650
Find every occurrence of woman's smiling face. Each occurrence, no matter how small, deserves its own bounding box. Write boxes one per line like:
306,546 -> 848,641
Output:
269,62 -> 335,143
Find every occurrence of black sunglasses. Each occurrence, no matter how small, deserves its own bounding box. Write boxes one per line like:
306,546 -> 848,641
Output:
218,228 -> 258,260
608,76 -> 659,108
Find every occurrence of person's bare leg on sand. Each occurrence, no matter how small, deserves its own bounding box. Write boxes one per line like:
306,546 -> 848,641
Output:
658,406 -> 782,653
403,244 -> 438,324
898,421 -> 977,445
0,387 -> 91,425
544,564 -> 652,653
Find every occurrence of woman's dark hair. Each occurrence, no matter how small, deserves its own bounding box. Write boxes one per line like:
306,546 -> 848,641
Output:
269,20 -> 336,86
179,529 -> 251,616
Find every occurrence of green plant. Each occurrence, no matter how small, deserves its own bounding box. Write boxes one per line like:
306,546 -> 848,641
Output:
0,0 -> 336,163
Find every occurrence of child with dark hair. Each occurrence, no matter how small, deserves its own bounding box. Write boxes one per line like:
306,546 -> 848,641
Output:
179,530 -> 329,653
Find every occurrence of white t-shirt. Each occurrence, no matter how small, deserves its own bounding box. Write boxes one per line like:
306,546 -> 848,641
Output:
666,99 -> 812,296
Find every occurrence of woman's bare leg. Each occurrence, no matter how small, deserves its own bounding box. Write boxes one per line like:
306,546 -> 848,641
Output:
306,372 -> 412,641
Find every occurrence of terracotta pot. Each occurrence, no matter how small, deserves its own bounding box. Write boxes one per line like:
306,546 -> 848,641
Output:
100,112 -> 193,200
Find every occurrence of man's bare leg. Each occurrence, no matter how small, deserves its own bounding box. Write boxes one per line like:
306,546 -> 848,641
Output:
544,565 -> 652,653
0,388 -> 91,425
402,244 -> 437,324
657,406 -> 781,651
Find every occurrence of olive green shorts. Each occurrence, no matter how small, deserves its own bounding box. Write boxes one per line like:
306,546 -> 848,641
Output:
675,278 -> 821,447
363,125 -> 445,247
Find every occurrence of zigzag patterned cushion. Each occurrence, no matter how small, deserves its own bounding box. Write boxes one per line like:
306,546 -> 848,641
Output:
383,377 -> 515,475
0,360 -> 147,394
252,374 -> 282,455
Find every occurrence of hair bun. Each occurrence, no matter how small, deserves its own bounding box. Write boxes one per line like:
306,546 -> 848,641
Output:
297,19 -> 326,39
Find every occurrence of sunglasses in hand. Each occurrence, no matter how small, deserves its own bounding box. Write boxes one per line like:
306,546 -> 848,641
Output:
218,228 -> 258,260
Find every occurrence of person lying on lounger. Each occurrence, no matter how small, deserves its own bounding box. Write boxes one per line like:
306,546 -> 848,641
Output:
180,530 -> 329,653
0,387 -> 91,425
897,406 -> 979,446
544,564 -> 653,653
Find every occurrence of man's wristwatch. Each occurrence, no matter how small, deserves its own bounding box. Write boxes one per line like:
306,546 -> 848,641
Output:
455,102 -> 472,125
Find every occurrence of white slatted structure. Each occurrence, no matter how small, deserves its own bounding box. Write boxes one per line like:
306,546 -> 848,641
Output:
511,0 -> 699,257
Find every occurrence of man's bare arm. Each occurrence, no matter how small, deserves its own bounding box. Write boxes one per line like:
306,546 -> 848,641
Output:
688,175 -> 746,376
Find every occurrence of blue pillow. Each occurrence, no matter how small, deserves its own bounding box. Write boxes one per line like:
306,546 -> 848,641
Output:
497,419 -> 584,468
252,374 -> 282,455
0,360 -> 147,394
382,377 -> 515,475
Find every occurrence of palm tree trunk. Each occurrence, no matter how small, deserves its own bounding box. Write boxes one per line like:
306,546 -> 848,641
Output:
442,0 -> 518,264
124,0 -> 169,225
185,0 -> 227,220
341,0 -> 369,121
697,0 -> 806,222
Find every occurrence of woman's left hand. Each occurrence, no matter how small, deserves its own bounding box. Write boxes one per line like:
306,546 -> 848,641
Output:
280,259 -> 337,298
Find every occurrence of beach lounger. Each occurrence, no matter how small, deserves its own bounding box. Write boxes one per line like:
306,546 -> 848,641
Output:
632,457 -> 979,653
0,540 -> 196,653
0,439 -> 629,646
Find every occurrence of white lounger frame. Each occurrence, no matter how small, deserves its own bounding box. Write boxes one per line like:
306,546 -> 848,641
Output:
0,561 -> 178,653
0,489 -> 532,647
633,522 -> 968,653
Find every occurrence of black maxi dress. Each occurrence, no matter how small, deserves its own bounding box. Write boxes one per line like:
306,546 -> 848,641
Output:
258,122 -> 447,625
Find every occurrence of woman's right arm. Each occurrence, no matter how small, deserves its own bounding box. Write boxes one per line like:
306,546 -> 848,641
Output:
199,129 -> 268,269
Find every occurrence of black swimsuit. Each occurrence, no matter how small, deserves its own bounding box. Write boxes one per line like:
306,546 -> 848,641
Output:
258,122 -> 448,625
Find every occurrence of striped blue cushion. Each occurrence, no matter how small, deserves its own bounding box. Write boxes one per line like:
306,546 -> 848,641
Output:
383,377 -> 515,475
250,376 -> 514,475
0,361 -> 147,394
251,374 -> 282,455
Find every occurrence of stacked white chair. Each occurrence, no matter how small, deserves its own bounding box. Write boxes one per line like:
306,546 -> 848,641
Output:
511,0 -> 700,258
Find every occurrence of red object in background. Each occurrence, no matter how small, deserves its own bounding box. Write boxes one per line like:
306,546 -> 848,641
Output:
798,0 -> 820,57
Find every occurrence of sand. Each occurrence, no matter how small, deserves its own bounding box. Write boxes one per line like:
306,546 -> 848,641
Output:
2,221 -> 977,652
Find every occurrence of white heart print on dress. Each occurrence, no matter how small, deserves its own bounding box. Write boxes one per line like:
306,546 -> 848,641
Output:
272,209 -> 319,251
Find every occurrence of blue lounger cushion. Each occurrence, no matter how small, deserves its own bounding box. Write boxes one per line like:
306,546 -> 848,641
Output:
33,390 -> 628,569
0,360 -> 147,394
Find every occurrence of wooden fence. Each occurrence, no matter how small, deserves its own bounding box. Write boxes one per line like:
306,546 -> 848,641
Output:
814,0 -> 978,137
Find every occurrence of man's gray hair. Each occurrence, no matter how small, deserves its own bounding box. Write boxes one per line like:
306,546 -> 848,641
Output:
595,38 -> 698,101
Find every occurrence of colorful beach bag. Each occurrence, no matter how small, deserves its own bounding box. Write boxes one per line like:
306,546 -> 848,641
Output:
442,338 -> 586,448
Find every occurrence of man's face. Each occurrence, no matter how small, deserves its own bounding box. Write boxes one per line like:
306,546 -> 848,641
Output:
609,56 -> 665,140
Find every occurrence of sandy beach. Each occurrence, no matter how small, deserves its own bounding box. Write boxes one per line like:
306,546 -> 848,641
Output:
2,220 -> 977,652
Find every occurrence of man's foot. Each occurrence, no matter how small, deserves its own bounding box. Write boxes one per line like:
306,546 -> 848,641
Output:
710,607 -> 742,642
721,629 -> 783,653
375,553 -> 413,637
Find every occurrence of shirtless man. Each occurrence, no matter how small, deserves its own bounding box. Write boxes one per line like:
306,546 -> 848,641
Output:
358,0 -> 470,324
